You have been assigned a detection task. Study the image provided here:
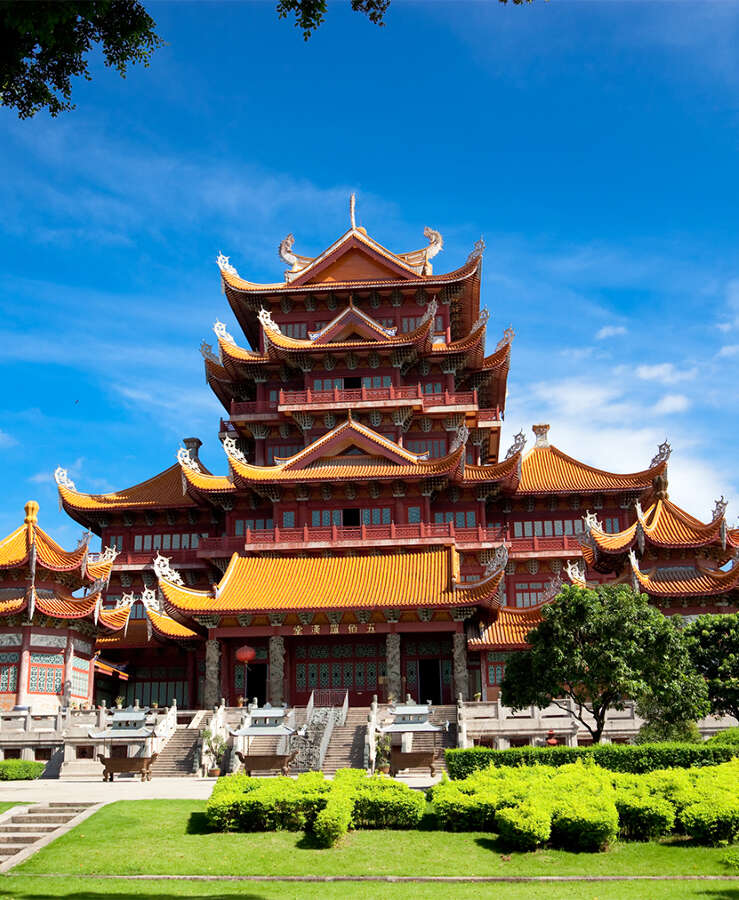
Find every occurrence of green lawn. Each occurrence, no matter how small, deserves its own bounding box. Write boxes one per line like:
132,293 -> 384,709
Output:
0,804 -> 21,815
0,878 -> 738,900
13,800 -> 737,878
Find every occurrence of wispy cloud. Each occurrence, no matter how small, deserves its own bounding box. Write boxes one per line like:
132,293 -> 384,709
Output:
0,430 -> 16,449
719,345 -> 739,358
595,325 -> 627,340
635,363 -> 698,384
653,394 -> 690,415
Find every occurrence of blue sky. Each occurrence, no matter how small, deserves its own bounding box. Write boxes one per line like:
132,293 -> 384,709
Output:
1,0 -> 739,546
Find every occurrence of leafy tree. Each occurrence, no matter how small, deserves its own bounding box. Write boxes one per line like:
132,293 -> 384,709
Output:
685,613 -> 739,722
500,584 -> 709,743
0,1 -> 162,118
277,0 -> 536,40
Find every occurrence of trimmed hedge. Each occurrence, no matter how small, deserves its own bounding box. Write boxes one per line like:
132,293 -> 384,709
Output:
0,760 -> 44,780
495,802 -> 552,850
551,800 -> 619,852
615,794 -> 675,841
682,799 -> 739,846
445,743 -> 738,779
207,768 -> 425,847
708,728 -> 739,746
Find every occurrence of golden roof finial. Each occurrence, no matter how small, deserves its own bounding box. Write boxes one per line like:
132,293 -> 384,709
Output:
24,500 -> 39,525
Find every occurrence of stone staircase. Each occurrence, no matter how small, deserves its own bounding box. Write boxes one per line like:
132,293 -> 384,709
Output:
0,802 -> 97,871
321,706 -> 369,775
149,725 -> 200,777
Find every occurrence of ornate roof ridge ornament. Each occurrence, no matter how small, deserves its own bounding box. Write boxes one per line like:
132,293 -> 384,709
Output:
419,297 -> 438,328
350,192 -> 357,230
650,439 -> 672,468
713,495 -> 728,521
222,434 -> 249,466
152,553 -> 184,586
96,545 -> 119,564
542,574 -> 563,603
532,423 -> 550,448
200,340 -> 219,365
504,429 -> 527,460
257,307 -> 282,334
483,543 -> 509,579
216,252 -> 239,277
422,227 -> 443,275
496,326 -> 515,350
627,549 -> 641,593
213,320 -> 235,344
583,510 -> 602,532
278,234 -> 300,272
565,558 -> 586,588
450,423 -> 470,452
54,467 -> 76,491
177,446 -> 201,473
467,237 -> 486,263
472,307 -> 490,333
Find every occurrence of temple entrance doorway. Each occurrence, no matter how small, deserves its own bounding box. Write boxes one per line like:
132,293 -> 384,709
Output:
417,658 -> 442,706
244,664 -> 267,706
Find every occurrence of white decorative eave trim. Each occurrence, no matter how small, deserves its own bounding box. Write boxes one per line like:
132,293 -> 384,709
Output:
152,553 -> 184,586
565,558 -> 586,588
54,467 -> 76,491
177,446 -> 201,474
213,320 -> 235,344
221,434 -> 249,466
650,439 -> 672,468
216,252 -> 239,277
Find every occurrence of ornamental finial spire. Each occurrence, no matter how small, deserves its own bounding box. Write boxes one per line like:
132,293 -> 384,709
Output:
350,193 -> 357,230
24,500 -> 39,525
533,424 -> 550,448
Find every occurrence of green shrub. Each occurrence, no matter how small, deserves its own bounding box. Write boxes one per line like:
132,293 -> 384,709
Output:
682,798 -> 739,845
445,743 -> 737,778
353,778 -> 425,829
708,728 -> 739,746
0,759 -> 45,780
430,779 -> 498,831
495,802 -> 552,850
206,774 -> 330,832
616,794 -> 676,840
313,791 -> 354,847
551,801 -> 619,852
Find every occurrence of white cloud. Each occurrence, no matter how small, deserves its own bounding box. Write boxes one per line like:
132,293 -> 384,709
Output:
718,345 -> 739,358
635,363 -> 698,384
0,430 -> 16,448
653,394 -> 690,415
595,325 -> 627,340
28,470 -> 52,484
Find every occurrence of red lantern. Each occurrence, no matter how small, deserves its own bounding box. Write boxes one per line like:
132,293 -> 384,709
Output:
235,645 -> 256,664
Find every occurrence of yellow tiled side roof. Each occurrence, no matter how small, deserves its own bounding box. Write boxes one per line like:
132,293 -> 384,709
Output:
591,498 -> 732,555
146,608 -> 198,640
98,605 -> 132,631
159,546 -> 503,614
33,586 -> 99,619
58,464 -> 196,511
632,558 -> 739,598
468,606 -> 543,650
518,445 -> 666,495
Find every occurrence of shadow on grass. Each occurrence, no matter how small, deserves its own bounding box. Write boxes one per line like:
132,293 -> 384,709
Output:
473,835 -> 507,854
185,812 -> 212,835
696,892 -> 739,900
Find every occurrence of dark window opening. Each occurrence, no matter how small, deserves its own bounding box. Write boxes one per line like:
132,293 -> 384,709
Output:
344,376 -> 361,389
342,508 -> 360,527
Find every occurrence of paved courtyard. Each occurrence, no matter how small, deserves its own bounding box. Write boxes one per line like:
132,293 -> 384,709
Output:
0,776 -> 216,804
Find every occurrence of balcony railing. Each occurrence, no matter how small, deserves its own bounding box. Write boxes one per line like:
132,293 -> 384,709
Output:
229,388 -> 501,422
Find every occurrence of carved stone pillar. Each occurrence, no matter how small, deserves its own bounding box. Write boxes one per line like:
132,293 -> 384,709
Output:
15,628 -> 31,709
385,632 -> 401,702
268,635 -> 285,705
453,632 -> 469,701
204,638 -> 221,708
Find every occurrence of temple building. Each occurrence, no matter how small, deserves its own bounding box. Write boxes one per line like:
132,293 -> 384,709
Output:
52,204 -> 738,709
